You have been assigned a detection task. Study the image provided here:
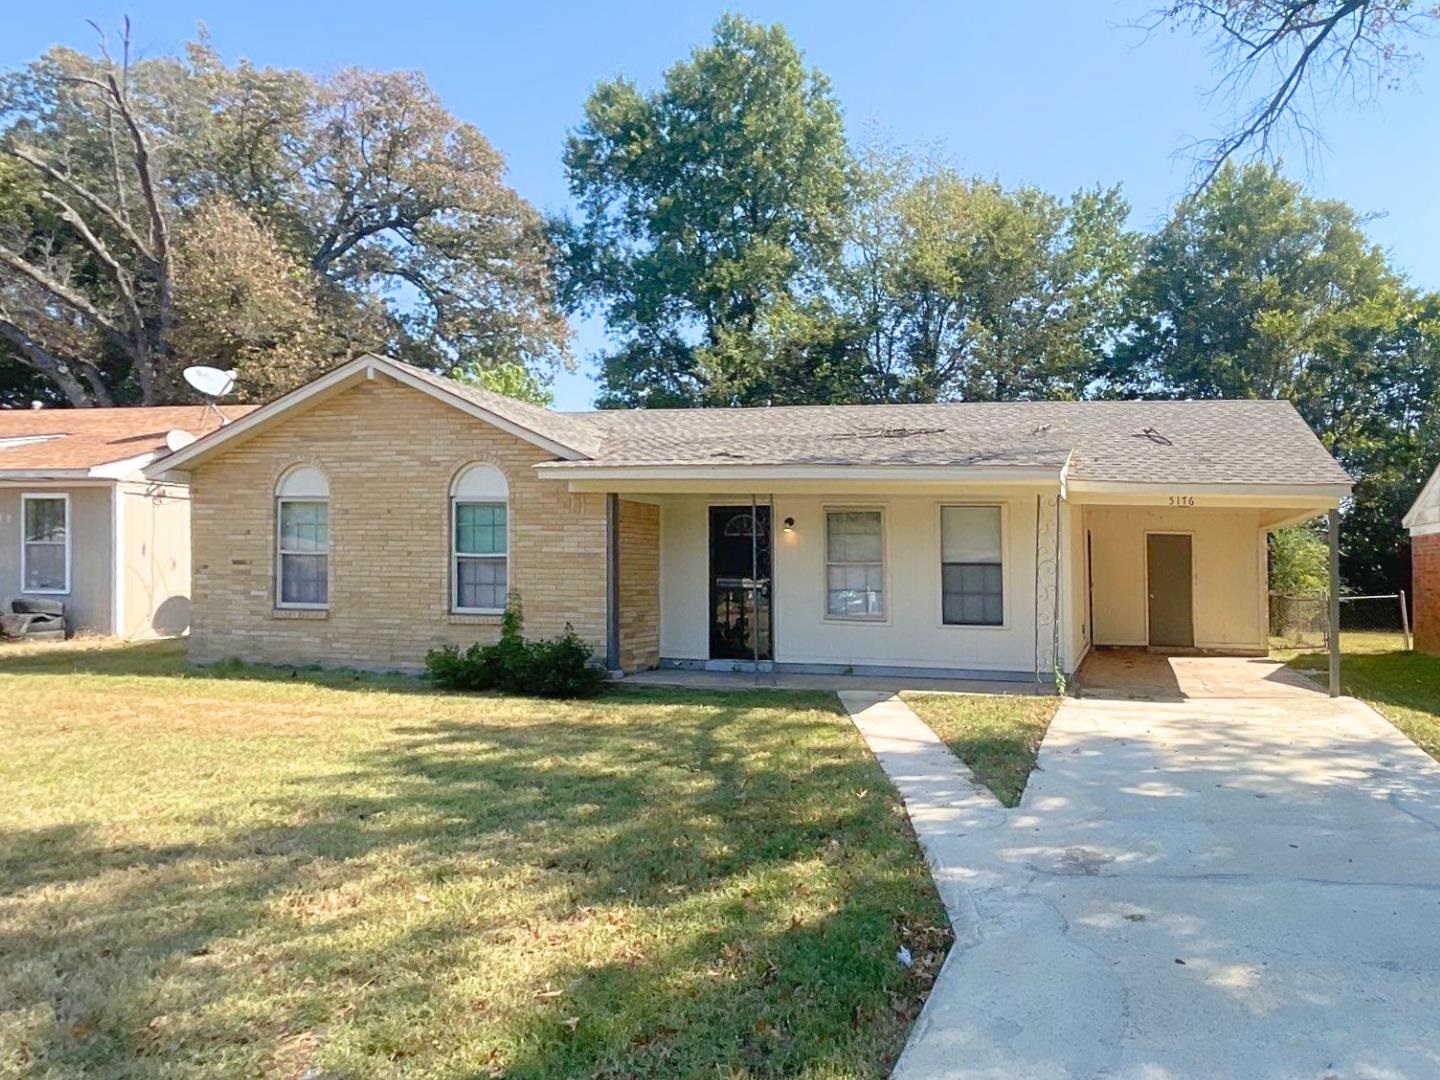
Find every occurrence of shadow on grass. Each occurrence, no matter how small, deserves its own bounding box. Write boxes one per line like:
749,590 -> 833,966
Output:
0,644 -> 947,1076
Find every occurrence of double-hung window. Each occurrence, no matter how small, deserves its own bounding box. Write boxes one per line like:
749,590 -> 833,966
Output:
941,505 -> 1004,626
452,464 -> 508,613
276,467 -> 330,608
21,493 -> 69,593
825,509 -> 885,619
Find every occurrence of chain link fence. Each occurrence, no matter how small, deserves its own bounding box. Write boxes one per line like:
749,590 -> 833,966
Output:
1269,592 -> 1413,653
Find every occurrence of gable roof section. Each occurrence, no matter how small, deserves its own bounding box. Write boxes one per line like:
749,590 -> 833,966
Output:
0,403 -> 258,478
153,354 -> 601,474
1403,462 -> 1440,533
147,351 -> 1351,491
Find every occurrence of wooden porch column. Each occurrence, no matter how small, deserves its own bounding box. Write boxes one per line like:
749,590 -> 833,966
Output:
1328,508 -> 1341,697
606,493 -> 621,672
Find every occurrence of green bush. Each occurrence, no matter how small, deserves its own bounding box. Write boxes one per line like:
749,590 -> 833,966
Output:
424,601 -> 606,699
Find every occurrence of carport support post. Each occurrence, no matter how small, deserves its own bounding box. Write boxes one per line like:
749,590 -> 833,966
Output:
1328,508 -> 1341,698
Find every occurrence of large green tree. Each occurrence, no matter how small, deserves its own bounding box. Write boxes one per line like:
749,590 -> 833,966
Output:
557,15 -> 854,407
0,29 -> 566,405
840,152 -> 1137,402
1111,161 -> 1439,593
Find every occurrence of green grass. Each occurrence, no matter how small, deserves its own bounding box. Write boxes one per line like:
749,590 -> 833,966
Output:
899,693 -> 1061,807
0,640 -> 949,1078
1289,647 -> 1440,765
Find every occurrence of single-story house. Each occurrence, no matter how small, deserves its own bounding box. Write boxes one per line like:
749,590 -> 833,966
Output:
1404,462 -> 1440,656
0,404 -> 256,637
150,353 -> 1353,686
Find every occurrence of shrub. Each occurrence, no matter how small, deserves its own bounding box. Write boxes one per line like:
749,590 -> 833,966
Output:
528,626 -> 607,699
424,601 -> 606,699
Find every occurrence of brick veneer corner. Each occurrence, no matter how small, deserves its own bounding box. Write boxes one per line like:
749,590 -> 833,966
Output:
1415,532 -> 1440,656
618,499 -> 660,672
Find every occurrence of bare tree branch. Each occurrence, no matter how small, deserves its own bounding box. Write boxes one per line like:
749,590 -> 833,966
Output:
0,247 -> 127,341
0,314 -> 110,406
7,147 -> 155,264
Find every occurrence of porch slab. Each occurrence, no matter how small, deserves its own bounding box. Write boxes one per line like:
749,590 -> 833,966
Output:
617,668 -> 1049,697
1077,647 -> 1326,700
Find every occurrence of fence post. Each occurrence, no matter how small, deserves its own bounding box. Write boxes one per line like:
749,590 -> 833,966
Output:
1400,591 -> 1412,652
1328,509 -> 1341,698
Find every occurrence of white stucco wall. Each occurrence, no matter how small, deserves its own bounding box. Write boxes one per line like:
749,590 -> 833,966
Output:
1084,505 -> 1268,652
659,492 -> 1052,676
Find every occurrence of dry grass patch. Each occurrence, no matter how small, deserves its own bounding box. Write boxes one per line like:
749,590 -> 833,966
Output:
0,640 -> 948,1078
902,693 -> 1061,807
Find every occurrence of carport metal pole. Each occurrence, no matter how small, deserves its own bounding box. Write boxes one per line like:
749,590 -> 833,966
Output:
1328,508 -> 1341,698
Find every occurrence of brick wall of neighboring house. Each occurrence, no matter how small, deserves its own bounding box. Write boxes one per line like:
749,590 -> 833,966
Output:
618,499 -> 660,671
1415,532 -> 1440,656
188,374 -> 610,670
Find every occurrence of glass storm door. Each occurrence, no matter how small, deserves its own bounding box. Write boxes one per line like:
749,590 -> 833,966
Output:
708,505 -> 773,661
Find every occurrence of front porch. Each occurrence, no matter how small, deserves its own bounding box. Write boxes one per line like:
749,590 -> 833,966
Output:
586,472 -> 1347,694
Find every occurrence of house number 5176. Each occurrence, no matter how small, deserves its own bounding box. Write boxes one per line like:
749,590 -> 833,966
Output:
1168,495 -> 1196,507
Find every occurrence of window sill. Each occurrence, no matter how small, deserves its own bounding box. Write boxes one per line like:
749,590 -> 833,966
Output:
449,612 -> 503,625
273,608 -> 328,620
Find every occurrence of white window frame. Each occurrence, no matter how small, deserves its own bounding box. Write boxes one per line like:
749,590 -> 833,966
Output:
274,468 -> 330,611
938,502 -> 1009,630
451,464 -> 510,615
20,492 -> 71,595
823,506 -> 888,622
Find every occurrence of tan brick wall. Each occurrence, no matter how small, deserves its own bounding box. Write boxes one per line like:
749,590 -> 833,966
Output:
1415,533 -> 1440,656
618,499 -> 660,671
189,375 -> 608,669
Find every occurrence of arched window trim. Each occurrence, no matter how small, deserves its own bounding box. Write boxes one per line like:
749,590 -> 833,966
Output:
451,464 -> 509,614
275,465 -> 330,610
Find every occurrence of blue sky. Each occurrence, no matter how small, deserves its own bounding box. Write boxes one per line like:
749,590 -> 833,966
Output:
6,1 -> 1437,409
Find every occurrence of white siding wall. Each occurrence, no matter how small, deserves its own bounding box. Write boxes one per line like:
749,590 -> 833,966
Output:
660,492 -> 1048,676
1085,505 -> 1268,652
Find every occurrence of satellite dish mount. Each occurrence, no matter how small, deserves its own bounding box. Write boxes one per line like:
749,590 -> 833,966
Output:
182,366 -> 237,426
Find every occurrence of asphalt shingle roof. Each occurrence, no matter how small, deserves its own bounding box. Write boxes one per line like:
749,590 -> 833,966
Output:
551,398 -> 1351,487
0,404 -> 260,472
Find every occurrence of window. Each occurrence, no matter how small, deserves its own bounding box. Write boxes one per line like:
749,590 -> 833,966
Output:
826,509 -> 885,618
452,464 -> 508,613
941,505 -> 1004,626
21,493 -> 69,593
276,467 -> 329,608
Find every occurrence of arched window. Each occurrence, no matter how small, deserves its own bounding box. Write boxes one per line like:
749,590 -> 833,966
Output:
276,466 -> 329,608
451,464 -> 509,613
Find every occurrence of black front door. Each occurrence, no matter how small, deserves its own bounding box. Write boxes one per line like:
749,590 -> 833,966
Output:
709,505 -> 772,661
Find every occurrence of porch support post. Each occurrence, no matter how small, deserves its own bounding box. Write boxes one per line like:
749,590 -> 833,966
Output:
1328,508 -> 1341,698
606,493 -> 621,673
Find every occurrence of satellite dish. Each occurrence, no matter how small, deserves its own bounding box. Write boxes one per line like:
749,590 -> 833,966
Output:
165,429 -> 197,452
183,366 -> 236,398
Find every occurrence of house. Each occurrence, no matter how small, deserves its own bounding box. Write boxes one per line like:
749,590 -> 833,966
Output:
151,353 -> 1352,684
1404,462 -> 1440,656
0,404 -> 257,637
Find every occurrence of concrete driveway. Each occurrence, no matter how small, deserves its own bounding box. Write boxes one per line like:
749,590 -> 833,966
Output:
859,661 -> 1440,1078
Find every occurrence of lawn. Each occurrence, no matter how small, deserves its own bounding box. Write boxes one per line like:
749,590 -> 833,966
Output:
0,640 -> 949,1078
1289,646 -> 1440,765
899,693 -> 1060,807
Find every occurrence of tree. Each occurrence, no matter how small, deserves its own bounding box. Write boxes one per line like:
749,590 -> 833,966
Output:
557,15 -> 854,407
1150,1 -> 1440,185
840,153 -> 1137,402
0,27 -> 567,405
1112,161 -> 1439,593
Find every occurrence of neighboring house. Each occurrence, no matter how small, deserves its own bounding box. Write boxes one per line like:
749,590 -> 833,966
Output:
1404,462 -> 1440,656
151,354 -> 1352,681
0,404 -> 257,637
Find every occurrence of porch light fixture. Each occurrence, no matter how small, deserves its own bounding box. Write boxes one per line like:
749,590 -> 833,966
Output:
783,517 -> 795,533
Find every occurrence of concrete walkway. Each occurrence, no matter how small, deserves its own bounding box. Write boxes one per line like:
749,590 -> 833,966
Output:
840,687 -> 1440,1079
